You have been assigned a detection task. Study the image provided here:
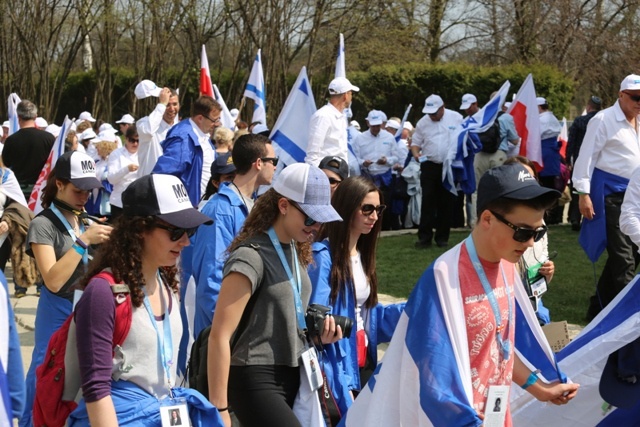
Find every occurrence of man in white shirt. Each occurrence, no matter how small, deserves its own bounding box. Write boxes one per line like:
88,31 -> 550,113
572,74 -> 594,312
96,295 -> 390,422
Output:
537,97 -> 564,224
411,94 -> 463,248
354,110 -> 403,230
573,74 -> 640,320
305,77 -> 359,167
136,87 -> 180,176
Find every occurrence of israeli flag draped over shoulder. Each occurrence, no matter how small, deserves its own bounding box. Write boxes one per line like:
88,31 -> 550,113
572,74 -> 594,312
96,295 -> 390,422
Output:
339,241 -> 565,427
269,66 -> 317,166
443,81 -> 510,195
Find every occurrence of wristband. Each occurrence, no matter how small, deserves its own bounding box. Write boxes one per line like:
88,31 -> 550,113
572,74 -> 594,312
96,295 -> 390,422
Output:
217,407 -> 229,412
577,192 -> 588,196
521,371 -> 539,390
72,244 -> 86,256
75,238 -> 88,249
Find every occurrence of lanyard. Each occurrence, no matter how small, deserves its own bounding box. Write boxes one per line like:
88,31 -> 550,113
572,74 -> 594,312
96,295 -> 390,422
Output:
141,271 -> 174,391
50,204 -> 88,266
267,227 -> 307,333
465,235 -> 513,361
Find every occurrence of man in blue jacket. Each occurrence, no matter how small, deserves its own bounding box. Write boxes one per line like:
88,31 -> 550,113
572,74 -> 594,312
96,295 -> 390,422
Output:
191,134 -> 276,338
153,96 -> 221,206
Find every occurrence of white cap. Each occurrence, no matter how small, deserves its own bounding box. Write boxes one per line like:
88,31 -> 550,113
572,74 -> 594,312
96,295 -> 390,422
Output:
251,123 -> 269,135
2,121 -> 8,128
504,102 -> 512,109
115,114 -> 135,124
134,80 -> 162,99
229,108 -> 239,120
328,77 -> 360,95
366,110 -> 385,126
422,94 -> 444,114
35,117 -> 48,128
536,97 -> 547,106
45,124 -> 60,137
350,120 -> 360,131
386,119 -> 401,130
78,111 -> 96,122
459,93 -> 477,110
620,74 -> 640,91
99,123 -> 115,133
80,129 -> 97,141
97,129 -> 118,142
403,121 -> 413,131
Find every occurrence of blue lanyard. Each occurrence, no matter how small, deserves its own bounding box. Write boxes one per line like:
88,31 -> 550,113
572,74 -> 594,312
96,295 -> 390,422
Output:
141,271 -> 174,390
50,204 -> 88,265
267,227 -> 307,332
465,235 -> 513,361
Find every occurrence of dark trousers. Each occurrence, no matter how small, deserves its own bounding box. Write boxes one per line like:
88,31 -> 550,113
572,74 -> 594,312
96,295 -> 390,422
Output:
418,161 -> 455,245
229,365 -> 301,427
568,182 -> 582,226
0,238 -> 26,293
587,193 -> 640,319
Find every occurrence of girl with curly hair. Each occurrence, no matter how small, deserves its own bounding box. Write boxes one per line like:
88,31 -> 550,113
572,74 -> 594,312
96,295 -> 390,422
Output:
207,163 -> 343,427
68,174 -> 220,426
308,176 -> 405,422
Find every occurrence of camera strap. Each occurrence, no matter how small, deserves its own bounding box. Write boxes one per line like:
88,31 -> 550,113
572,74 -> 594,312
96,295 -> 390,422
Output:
267,227 -> 307,333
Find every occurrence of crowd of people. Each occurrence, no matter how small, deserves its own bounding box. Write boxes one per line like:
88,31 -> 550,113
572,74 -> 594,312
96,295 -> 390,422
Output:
5,72 -> 640,426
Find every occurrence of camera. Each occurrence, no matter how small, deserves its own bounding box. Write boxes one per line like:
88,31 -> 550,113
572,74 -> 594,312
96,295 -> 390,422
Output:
305,304 -> 353,339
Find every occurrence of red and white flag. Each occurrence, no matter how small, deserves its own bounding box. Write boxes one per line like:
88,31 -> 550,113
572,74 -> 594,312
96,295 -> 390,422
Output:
507,74 -> 543,168
199,45 -> 214,98
559,117 -> 568,159
28,116 -> 72,213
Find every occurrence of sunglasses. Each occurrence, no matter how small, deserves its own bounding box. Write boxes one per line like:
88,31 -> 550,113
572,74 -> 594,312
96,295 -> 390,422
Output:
289,201 -> 317,227
328,178 -> 342,187
490,211 -> 547,243
155,223 -> 197,241
128,138 -> 139,143
624,92 -> 640,103
261,157 -> 279,167
361,204 -> 386,216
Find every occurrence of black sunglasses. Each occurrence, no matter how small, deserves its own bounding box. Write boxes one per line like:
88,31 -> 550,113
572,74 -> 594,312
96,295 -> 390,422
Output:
361,204 -> 386,216
155,223 -> 197,241
289,201 -> 317,227
328,178 -> 342,186
490,211 -> 547,243
624,92 -> 640,103
261,157 -> 279,167
128,138 -> 139,143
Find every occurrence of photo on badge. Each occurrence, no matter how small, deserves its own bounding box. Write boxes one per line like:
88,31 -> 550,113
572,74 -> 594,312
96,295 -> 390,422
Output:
160,403 -> 189,427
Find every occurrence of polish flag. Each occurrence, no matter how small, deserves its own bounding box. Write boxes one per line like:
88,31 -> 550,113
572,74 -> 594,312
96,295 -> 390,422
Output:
200,45 -> 214,98
559,117 -> 568,159
507,74 -> 543,168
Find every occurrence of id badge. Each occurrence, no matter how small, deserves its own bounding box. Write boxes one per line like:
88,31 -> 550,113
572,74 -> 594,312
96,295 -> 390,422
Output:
301,347 -> 323,391
483,385 -> 509,427
159,397 -> 190,427
530,276 -> 547,298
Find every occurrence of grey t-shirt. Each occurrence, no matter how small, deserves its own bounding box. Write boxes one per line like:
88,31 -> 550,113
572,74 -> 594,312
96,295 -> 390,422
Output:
26,212 -> 88,301
223,233 -> 311,367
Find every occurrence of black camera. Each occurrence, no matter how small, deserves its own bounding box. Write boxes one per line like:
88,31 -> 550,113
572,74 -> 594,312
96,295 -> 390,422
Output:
305,304 -> 353,339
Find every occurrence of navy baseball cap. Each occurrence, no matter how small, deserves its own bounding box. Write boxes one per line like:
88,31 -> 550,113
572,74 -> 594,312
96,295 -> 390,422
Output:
477,164 -> 560,214
211,152 -> 236,176
54,151 -> 102,190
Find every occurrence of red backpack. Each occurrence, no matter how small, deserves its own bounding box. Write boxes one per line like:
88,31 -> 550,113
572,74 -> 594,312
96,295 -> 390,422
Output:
33,270 -> 133,427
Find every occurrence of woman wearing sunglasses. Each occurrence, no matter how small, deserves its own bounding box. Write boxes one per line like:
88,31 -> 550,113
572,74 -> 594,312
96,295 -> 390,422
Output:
208,163 -> 343,427
68,174 -> 220,426
307,176 -> 405,422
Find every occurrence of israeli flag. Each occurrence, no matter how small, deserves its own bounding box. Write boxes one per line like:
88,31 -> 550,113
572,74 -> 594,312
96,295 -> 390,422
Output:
335,33 -> 346,79
213,84 -> 236,131
340,240 -> 565,427
7,94 -> 21,137
395,104 -> 412,142
269,66 -> 317,166
243,49 -> 267,126
443,81 -> 510,195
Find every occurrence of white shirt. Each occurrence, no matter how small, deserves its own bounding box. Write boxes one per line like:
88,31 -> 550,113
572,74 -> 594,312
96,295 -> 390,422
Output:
539,111 -> 562,140
136,104 -> 178,177
351,252 -> 370,335
411,109 -> 463,164
621,166 -> 640,249
188,119 -> 215,197
353,129 -> 402,176
107,146 -> 139,208
305,103 -> 348,167
572,101 -> 640,194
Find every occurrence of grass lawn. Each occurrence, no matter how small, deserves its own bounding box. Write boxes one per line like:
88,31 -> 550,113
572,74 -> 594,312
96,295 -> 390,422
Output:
377,225 -> 606,326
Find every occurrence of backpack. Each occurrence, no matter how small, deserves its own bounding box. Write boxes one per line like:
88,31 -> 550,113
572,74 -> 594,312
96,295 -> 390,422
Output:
478,111 -> 504,154
33,270 -> 132,427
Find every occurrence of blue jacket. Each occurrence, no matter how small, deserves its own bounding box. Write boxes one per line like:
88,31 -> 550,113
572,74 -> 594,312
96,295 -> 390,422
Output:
191,183 -> 249,338
153,119 -> 214,206
308,240 -> 405,415
0,271 -> 25,420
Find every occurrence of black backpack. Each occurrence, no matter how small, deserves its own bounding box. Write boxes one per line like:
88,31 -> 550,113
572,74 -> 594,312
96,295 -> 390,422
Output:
478,111 -> 504,154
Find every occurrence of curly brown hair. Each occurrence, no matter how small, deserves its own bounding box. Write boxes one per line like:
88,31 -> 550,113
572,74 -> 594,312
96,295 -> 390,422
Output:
80,215 -> 179,307
228,188 -> 312,266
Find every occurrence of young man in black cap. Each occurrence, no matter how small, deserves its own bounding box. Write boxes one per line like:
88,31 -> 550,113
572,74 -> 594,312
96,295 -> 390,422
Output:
318,155 -> 348,197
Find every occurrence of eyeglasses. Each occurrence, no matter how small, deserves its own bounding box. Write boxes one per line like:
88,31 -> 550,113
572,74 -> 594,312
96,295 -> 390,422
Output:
624,92 -> 640,103
361,204 -> 386,216
328,178 -> 342,187
490,211 -> 547,243
155,223 -> 197,241
128,138 -> 139,143
289,201 -> 317,227
202,115 -> 222,124
261,157 -> 279,167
